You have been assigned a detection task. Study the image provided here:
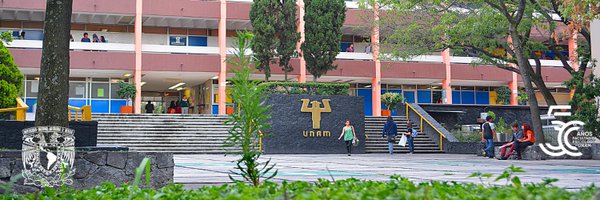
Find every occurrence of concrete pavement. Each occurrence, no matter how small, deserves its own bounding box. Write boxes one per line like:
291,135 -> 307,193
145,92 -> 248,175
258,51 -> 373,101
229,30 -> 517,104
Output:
174,154 -> 600,189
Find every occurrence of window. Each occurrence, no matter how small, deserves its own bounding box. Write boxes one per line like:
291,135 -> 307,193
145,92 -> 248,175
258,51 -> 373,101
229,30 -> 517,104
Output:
69,82 -> 86,98
188,36 -> 208,46
91,82 -> 109,99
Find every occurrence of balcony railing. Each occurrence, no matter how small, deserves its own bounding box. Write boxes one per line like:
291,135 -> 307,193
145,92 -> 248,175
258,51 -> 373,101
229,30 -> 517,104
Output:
5,40 -> 568,66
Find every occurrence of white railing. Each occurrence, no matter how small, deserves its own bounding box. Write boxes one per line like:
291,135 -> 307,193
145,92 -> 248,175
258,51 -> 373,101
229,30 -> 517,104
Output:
5,40 -> 568,66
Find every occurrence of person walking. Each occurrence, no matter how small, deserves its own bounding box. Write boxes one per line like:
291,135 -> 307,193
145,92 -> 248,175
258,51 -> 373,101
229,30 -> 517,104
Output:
481,116 -> 496,158
338,120 -> 357,156
498,122 -> 523,160
403,121 -> 417,154
145,101 -> 155,114
382,116 -> 398,155
515,123 -> 535,160
180,96 -> 190,114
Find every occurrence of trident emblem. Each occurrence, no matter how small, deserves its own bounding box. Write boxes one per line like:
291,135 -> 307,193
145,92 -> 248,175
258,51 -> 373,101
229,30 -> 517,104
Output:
300,99 -> 332,129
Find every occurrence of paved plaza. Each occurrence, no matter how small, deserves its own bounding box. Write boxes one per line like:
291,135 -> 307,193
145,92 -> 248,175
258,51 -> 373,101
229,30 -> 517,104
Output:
175,154 -> 600,189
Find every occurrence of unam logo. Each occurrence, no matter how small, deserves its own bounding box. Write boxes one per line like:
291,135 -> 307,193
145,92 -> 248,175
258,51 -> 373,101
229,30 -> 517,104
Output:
539,105 -> 584,157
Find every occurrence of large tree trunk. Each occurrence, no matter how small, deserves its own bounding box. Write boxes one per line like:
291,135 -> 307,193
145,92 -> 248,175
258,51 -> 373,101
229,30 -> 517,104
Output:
35,0 -> 73,127
510,30 -> 545,144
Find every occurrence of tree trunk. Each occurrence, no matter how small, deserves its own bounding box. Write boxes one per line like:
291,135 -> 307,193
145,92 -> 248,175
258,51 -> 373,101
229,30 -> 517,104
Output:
313,76 -> 317,82
284,71 -> 288,81
510,30 -> 545,144
35,0 -> 73,127
530,73 -> 557,106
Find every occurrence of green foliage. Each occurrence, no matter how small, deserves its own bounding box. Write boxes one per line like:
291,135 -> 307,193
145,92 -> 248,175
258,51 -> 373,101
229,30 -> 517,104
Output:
452,130 -> 481,142
496,117 -> 508,134
495,86 -> 511,105
250,0 -> 278,80
0,31 -> 24,114
469,165 -> 525,187
276,0 -> 300,81
486,111 -> 496,121
518,88 -> 528,105
381,92 -> 404,111
116,81 -> 136,100
301,0 -> 346,82
224,32 -> 277,187
1,175 -> 598,199
250,0 -> 299,81
566,67 -> 600,139
260,82 -> 350,96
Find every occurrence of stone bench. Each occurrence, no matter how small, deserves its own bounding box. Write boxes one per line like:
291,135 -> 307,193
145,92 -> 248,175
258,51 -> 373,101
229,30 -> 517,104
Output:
494,145 -> 547,160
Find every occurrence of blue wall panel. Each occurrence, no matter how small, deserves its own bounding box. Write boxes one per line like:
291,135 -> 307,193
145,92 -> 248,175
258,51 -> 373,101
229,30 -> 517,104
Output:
404,91 -> 415,103
110,100 -> 127,113
461,91 -> 475,104
188,36 -> 208,46
91,100 -> 109,113
417,90 -> 432,103
452,91 -> 461,104
212,105 -> 218,114
357,89 -> 372,116
25,98 -> 37,112
68,99 -> 87,107
476,91 -> 490,104
340,42 -> 351,52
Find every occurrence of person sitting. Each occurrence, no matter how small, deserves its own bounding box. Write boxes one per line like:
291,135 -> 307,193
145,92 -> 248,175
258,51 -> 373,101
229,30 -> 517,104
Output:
515,123 -> 535,160
81,32 -> 91,42
498,122 -> 523,160
145,101 -> 154,114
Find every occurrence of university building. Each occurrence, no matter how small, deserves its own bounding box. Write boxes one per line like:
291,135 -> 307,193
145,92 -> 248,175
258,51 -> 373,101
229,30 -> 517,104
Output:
1,0 -> 578,116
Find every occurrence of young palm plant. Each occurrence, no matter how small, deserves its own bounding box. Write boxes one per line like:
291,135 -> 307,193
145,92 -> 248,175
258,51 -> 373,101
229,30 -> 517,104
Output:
224,31 -> 277,186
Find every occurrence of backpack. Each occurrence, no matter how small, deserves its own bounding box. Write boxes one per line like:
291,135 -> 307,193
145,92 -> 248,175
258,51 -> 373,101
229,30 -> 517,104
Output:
411,129 -> 418,138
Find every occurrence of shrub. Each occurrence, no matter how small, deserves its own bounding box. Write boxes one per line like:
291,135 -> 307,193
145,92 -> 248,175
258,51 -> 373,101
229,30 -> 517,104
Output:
452,130 -> 481,142
381,92 -> 404,111
0,31 -> 24,119
495,86 -> 511,105
260,82 -> 349,96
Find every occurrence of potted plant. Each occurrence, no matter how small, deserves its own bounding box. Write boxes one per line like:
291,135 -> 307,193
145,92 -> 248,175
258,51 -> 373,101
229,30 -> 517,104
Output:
381,92 -> 404,116
116,81 -> 136,113
517,89 -> 528,105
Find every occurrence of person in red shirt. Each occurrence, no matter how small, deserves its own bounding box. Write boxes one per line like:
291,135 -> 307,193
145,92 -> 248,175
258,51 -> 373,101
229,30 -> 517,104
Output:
515,123 -> 535,159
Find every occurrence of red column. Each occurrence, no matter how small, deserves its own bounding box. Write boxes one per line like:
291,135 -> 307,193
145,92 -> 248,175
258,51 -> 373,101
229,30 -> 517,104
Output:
133,0 -> 142,113
218,0 -> 227,115
441,49 -> 452,104
371,1 -> 381,116
507,36 -> 518,105
569,31 -> 579,99
296,0 -> 306,83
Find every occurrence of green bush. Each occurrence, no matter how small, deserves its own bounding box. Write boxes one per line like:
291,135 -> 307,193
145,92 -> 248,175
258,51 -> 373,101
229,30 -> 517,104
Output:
495,86 -> 511,105
260,82 -> 349,96
381,92 -> 404,111
0,31 -> 24,117
2,176 -> 597,199
452,130 -> 482,142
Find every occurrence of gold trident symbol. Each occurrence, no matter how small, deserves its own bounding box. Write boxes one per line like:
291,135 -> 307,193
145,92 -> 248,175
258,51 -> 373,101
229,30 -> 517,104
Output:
300,99 -> 332,129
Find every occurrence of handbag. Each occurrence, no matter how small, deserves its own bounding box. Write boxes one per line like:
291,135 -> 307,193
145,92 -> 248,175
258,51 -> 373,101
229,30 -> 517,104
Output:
352,139 -> 359,146
398,135 -> 407,146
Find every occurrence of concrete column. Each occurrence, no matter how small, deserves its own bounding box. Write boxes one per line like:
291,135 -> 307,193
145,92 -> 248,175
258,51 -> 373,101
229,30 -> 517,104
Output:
296,0 -> 306,83
441,49 -> 452,104
568,30 -> 579,71
218,0 -> 227,115
507,36 -> 518,105
592,20 -> 600,115
371,0 -> 381,116
134,0 -> 142,113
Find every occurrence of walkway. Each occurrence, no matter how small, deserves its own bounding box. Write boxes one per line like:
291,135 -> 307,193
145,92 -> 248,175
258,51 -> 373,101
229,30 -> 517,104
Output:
175,154 -> 600,189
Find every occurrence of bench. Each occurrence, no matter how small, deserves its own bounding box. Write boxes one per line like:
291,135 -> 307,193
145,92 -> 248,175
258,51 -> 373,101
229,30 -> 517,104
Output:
494,145 -> 547,160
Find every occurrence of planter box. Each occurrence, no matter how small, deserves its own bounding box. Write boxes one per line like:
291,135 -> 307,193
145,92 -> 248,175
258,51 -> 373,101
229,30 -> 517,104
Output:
120,106 -> 133,113
381,110 -> 391,116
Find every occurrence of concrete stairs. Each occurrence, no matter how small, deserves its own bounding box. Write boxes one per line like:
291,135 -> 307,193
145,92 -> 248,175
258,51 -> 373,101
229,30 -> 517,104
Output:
94,114 -> 237,154
365,116 -> 442,153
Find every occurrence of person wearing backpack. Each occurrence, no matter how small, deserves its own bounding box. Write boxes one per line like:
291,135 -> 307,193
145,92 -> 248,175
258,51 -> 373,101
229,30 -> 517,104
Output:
382,116 -> 398,155
481,116 -> 497,158
403,122 -> 417,154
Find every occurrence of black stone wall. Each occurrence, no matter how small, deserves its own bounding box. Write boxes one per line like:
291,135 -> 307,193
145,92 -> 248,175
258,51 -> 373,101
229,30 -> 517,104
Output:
263,95 -> 365,154
0,121 -> 98,149
418,104 -> 548,131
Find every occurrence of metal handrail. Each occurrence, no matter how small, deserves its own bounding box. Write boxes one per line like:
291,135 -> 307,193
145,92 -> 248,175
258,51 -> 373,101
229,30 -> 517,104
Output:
0,98 -> 29,121
405,103 -> 446,151
68,105 -> 92,121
